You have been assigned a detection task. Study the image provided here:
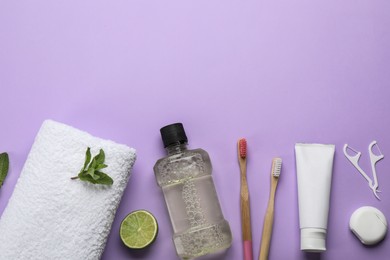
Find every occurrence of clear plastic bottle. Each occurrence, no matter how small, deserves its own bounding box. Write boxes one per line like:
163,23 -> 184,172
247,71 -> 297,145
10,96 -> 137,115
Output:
154,123 -> 232,259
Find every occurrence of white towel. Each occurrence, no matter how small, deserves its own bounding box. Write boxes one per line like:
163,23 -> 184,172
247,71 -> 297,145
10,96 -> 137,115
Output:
0,120 -> 136,260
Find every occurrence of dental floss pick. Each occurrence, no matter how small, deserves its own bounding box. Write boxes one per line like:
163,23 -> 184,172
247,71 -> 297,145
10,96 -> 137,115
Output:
369,141 -> 384,199
343,141 -> 384,200
343,145 -> 373,188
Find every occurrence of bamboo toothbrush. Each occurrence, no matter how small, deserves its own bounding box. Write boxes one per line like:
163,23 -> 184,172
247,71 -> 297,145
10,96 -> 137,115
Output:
259,158 -> 282,260
238,138 -> 253,260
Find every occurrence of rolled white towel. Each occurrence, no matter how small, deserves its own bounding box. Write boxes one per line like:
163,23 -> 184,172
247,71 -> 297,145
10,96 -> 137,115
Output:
0,120 -> 136,260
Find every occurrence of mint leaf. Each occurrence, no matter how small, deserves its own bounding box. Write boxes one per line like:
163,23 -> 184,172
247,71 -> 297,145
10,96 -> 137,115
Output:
72,148 -> 113,185
82,147 -> 91,171
95,171 -> 113,185
0,152 -> 9,188
95,149 -> 105,165
79,174 -> 98,184
89,157 -> 97,170
78,172 -> 113,185
95,164 -> 107,171
86,167 -> 98,180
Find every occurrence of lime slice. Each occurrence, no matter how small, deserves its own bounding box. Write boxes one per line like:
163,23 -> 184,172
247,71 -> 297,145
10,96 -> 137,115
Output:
120,210 -> 158,249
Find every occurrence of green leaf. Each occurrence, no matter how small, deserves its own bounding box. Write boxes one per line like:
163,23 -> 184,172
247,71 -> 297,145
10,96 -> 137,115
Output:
72,148 -> 113,185
86,167 -> 99,180
0,153 -> 9,188
89,157 -> 97,170
78,173 -> 98,184
94,171 -> 113,185
83,147 -> 91,171
95,149 -> 105,165
95,164 -> 107,171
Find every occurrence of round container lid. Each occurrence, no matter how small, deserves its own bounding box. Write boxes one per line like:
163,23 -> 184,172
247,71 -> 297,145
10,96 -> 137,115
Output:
349,206 -> 388,245
160,123 -> 188,148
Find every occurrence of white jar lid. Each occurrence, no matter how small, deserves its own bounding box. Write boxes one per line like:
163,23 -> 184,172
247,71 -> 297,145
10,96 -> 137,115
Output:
349,206 -> 388,245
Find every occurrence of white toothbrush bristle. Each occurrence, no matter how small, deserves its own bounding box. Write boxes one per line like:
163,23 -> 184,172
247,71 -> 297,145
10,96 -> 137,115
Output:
272,158 -> 282,177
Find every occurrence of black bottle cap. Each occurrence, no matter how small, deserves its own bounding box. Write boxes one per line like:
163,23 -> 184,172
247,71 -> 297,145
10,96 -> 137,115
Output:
160,123 -> 188,148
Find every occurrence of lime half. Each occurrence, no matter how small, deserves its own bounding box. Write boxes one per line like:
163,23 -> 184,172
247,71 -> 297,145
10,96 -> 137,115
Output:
120,210 -> 158,249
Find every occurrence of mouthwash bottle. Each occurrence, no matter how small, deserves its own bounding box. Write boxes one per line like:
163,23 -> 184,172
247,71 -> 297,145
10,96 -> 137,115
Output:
154,123 -> 232,259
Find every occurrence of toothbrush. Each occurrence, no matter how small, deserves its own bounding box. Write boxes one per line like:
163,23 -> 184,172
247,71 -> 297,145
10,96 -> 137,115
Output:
259,158 -> 282,260
238,138 -> 253,260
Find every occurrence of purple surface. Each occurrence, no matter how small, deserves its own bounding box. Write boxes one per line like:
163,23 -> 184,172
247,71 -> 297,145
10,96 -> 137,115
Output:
1,0 -> 390,259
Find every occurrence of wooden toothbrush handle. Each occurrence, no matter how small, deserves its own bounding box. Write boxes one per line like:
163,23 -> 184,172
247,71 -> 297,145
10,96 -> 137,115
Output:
241,192 -> 253,260
259,178 -> 278,260
240,161 -> 252,241
241,191 -> 252,238
240,160 -> 253,260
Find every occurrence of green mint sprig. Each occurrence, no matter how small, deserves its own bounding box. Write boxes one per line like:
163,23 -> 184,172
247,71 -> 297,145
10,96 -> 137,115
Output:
0,152 -> 9,188
71,147 -> 113,185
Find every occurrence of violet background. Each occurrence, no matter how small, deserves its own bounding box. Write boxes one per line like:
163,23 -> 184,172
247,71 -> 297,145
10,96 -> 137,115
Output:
1,0 -> 390,259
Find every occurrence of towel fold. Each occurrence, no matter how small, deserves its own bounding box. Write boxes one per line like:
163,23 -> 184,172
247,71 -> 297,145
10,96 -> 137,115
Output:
0,120 -> 136,260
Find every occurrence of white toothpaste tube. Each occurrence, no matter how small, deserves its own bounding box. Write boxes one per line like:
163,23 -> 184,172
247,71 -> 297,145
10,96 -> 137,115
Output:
295,143 -> 335,252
